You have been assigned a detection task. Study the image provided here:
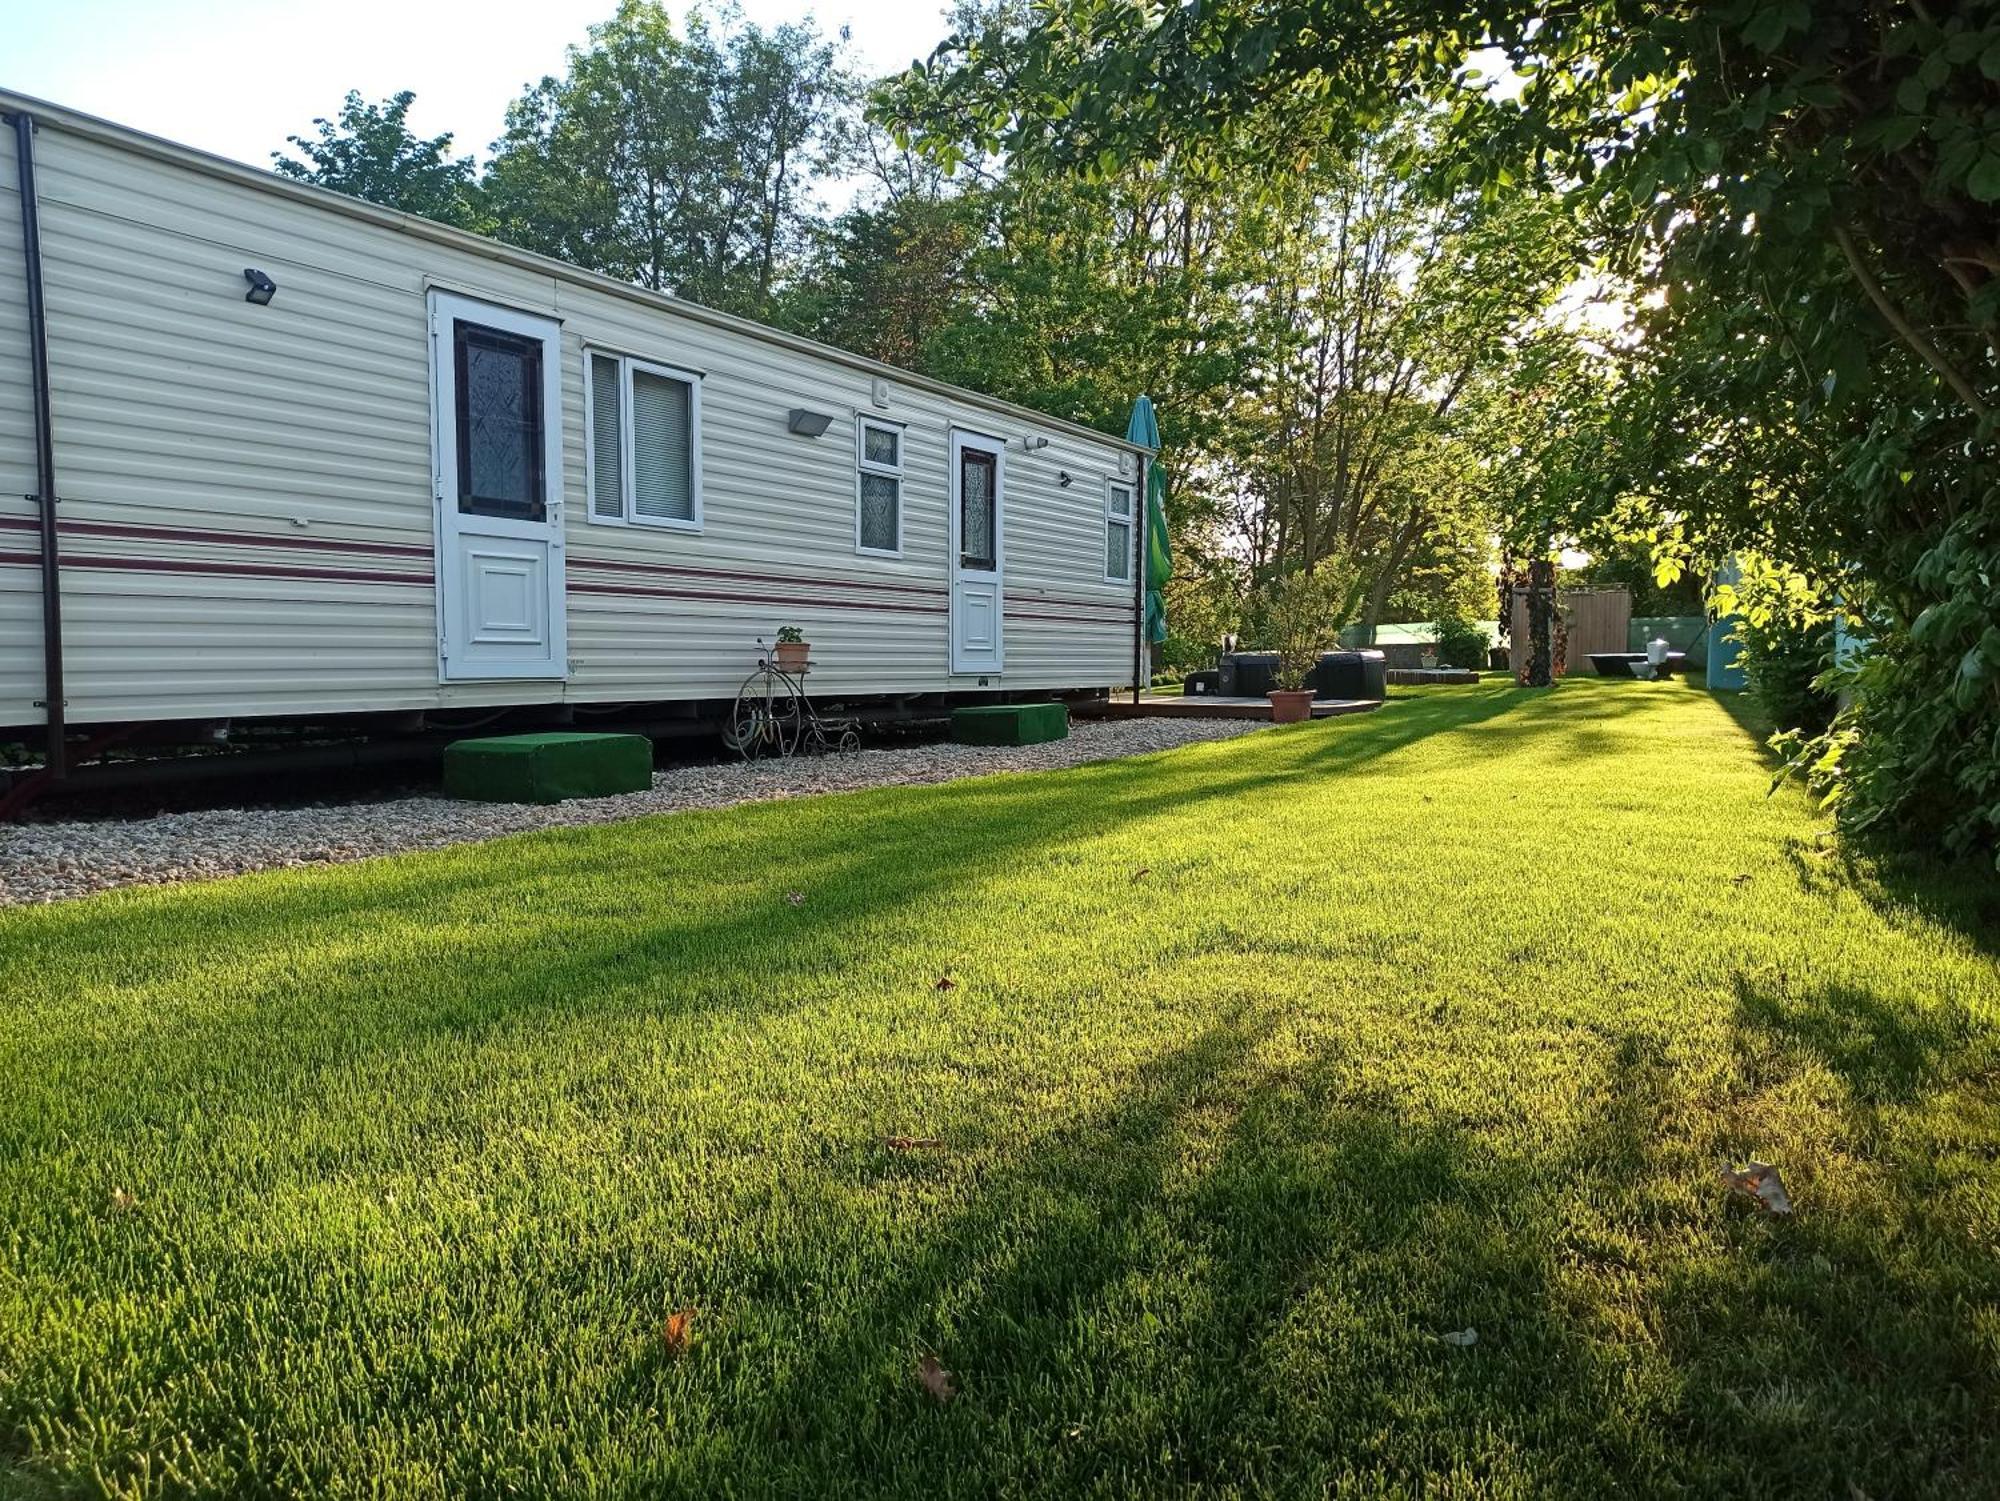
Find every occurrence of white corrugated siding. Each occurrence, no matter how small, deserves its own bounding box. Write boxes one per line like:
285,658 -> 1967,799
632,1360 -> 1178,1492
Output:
0,105 -> 1141,727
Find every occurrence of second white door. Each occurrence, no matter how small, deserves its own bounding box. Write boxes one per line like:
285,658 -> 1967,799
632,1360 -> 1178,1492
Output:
949,429 -> 1005,675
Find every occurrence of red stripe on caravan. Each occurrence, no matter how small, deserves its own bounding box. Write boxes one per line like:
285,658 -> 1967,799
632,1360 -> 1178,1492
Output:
1006,609 -> 1133,624
0,516 -> 949,601
567,554 -> 946,600
574,579 -> 947,615
0,514 -> 434,560
0,550 -> 945,615
0,550 -> 431,586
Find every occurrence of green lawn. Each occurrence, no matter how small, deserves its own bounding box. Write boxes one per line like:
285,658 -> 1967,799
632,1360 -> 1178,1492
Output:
3,680 -> 1997,1499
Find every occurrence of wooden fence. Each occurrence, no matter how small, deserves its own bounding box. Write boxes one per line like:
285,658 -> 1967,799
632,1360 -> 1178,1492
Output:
1507,587 -> 1632,678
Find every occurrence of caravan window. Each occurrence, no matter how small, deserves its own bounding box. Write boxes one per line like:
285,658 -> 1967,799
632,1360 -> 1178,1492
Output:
454,324 -> 547,521
586,350 -> 703,531
855,417 -> 905,556
1105,479 -> 1135,583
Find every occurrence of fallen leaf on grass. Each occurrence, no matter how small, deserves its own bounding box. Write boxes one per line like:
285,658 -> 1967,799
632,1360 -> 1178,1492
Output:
917,1354 -> 956,1403
1720,1161 -> 1793,1215
1437,1327 -> 1477,1347
784,891 -> 805,906
933,974 -> 958,992
662,1309 -> 694,1356
1731,873 -> 1754,887
883,1135 -> 944,1152
108,1188 -> 136,1213
1131,867 -> 1151,883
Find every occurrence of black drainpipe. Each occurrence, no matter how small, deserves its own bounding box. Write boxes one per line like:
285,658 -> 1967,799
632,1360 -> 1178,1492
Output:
8,108 -> 65,779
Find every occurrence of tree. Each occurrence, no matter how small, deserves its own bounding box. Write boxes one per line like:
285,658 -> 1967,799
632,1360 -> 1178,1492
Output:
271,91 -> 479,227
785,189 -> 986,367
1226,135 -> 1574,632
482,1 -> 861,318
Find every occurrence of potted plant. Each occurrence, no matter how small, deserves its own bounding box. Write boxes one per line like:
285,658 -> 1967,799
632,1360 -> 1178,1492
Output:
1419,645 -> 1440,670
773,625 -> 810,674
1259,569 -> 1349,724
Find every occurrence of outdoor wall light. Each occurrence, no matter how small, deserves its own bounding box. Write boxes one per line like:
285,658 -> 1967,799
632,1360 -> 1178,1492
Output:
242,268 -> 277,305
787,408 -> 833,437
1022,435 -> 1050,451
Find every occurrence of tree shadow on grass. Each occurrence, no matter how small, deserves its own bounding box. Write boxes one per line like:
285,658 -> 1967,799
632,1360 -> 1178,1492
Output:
611,1010 -> 1643,1498
626,995 -> 2000,1498
1711,971 -> 2000,1493
1792,839 -> 2000,966
20,974 -> 1991,1496
1732,972 -> 1993,1109
1700,676 -> 2000,964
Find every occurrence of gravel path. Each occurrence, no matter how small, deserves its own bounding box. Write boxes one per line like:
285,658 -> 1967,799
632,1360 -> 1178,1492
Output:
0,718 -> 1265,908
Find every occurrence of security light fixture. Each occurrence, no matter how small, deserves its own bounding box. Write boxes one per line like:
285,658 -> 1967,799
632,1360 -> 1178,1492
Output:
1022,435 -> 1050,451
242,268 -> 277,305
787,408 -> 833,437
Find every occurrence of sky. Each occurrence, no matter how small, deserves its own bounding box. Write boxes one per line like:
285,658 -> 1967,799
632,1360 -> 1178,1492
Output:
5,0 -> 958,171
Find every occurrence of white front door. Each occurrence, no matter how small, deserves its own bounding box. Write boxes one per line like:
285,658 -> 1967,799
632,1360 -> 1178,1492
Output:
949,429 -> 1005,674
428,291 -> 567,682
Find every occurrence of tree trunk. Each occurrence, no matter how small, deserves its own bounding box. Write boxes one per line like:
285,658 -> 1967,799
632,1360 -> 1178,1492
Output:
1356,507 -> 1426,644
1526,559 -> 1556,688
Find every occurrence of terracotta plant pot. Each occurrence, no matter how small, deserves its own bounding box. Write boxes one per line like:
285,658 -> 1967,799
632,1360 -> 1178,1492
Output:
1268,689 -> 1315,724
774,641 -> 811,674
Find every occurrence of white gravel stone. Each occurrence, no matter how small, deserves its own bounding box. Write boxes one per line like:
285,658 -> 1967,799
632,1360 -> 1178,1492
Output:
0,718 -> 1266,907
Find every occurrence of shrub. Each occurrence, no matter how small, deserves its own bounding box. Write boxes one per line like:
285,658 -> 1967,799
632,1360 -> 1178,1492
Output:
1433,615 -> 1490,671
1735,617 -> 1836,738
1257,568 -> 1357,690
1715,557 -> 1838,739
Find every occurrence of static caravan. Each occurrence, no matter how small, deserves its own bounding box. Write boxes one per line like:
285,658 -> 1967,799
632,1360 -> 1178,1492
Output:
0,91 -> 1149,779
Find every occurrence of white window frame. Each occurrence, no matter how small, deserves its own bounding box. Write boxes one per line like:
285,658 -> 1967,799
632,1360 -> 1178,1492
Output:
853,413 -> 906,558
1104,477 -> 1136,584
584,347 -> 704,533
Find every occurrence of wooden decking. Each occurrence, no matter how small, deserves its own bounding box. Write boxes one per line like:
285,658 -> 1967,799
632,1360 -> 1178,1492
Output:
1074,693 -> 1384,722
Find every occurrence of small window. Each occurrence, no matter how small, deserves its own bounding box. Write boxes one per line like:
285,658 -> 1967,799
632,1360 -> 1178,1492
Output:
455,323 -> 546,520
1105,479 -> 1135,583
855,416 -> 904,556
586,349 -> 702,530
959,447 -> 998,571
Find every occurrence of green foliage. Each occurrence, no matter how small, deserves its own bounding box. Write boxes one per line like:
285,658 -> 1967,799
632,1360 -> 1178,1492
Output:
270,90 -> 479,227
1433,614 -> 1491,672
1156,554 -> 1247,673
480,1 -> 859,317
1740,619 -> 1837,740
1827,512 -> 2000,859
1714,556 -> 1838,740
774,624 -> 805,644
6,685 -> 1999,1495
1567,523 -> 1707,617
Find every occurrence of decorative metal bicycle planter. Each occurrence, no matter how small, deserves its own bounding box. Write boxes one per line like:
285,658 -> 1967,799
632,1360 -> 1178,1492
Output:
724,639 -> 863,760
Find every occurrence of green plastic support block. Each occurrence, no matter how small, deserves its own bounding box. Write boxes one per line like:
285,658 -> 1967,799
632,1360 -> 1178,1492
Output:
949,702 -> 1070,747
442,732 -> 653,804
